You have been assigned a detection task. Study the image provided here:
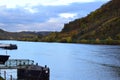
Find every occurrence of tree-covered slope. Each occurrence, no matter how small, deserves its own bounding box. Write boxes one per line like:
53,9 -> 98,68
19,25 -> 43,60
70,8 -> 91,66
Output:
42,0 -> 120,44
0,29 -> 40,41
0,29 -> 51,41
62,0 -> 120,39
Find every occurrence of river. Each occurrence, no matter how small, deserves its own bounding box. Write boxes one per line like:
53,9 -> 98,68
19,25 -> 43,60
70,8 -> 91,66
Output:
0,40 -> 120,80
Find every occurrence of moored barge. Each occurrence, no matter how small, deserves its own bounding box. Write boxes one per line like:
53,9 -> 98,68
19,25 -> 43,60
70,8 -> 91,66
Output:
0,43 -> 50,80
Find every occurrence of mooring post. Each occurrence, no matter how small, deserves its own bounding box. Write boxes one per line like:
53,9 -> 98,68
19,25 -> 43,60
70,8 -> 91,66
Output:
0,69 -> 1,76
10,75 -> 12,80
45,65 -> 47,68
4,71 -> 6,80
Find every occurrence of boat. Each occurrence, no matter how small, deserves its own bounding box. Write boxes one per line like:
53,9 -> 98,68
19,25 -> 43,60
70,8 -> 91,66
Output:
0,44 -> 17,50
0,43 -> 50,80
0,43 -> 17,64
0,55 -> 9,64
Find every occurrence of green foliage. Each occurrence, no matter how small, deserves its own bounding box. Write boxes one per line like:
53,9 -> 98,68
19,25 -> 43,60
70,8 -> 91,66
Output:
116,34 -> 120,40
95,38 -> 100,44
78,39 -> 88,43
66,37 -> 72,43
105,37 -> 113,44
0,76 -> 5,80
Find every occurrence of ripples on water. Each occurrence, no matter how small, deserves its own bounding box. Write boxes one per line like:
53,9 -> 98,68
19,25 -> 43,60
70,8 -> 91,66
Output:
0,40 -> 120,80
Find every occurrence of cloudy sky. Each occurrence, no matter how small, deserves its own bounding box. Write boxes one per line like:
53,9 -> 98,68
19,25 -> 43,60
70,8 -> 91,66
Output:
0,0 -> 110,32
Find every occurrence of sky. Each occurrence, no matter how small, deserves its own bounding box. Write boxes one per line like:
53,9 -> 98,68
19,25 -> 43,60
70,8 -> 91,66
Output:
0,0 -> 110,32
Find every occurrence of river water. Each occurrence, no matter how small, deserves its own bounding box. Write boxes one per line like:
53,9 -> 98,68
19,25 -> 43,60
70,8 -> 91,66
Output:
0,40 -> 120,80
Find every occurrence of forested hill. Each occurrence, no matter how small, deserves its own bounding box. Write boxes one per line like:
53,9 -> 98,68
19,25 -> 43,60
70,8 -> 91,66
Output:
42,0 -> 120,44
0,29 -> 51,41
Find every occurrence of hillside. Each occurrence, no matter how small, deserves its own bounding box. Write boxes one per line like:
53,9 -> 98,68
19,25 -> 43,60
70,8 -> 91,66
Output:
0,29 -> 51,41
41,0 -> 120,44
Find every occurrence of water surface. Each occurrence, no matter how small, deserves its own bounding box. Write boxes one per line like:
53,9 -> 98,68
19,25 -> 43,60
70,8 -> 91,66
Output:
0,40 -> 120,80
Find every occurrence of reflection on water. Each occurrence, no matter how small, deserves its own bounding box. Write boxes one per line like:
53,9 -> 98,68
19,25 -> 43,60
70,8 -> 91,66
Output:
0,40 -> 120,80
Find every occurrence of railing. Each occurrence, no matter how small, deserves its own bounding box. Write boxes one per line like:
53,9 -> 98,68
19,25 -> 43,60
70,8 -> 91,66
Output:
0,59 -> 34,69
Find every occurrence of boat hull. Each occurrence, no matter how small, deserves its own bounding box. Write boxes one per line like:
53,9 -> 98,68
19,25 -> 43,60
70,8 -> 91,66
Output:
0,44 -> 17,50
0,55 -> 9,64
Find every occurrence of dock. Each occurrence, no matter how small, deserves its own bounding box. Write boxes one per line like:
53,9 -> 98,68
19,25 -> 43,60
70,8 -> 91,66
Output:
0,43 -> 50,80
0,59 -> 50,80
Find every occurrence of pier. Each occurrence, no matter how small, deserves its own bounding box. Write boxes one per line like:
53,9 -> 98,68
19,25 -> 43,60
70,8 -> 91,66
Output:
0,43 -> 50,80
0,59 -> 50,80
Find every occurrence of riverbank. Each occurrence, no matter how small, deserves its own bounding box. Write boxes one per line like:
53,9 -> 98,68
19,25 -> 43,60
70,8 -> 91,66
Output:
77,39 -> 120,45
17,38 -> 120,45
